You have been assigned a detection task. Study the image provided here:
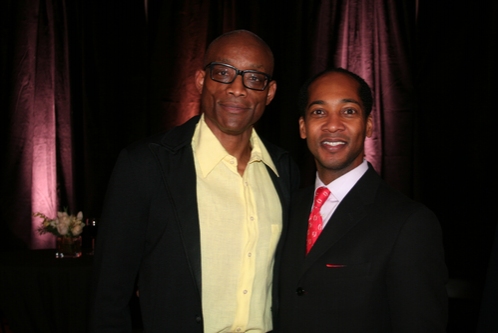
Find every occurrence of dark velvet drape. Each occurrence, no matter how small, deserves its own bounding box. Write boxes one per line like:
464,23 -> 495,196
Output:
2,0 -> 419,248
1,0 -> 496,330
1,0 -> 75,249
146,0 -> 417,189
296,0 -> 417,192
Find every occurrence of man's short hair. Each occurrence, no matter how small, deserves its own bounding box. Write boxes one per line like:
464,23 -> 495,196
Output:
298,68 -> 373,119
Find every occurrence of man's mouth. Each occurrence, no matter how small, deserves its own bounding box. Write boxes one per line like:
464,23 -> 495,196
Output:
219,102 -> 250,111
322,140 -> 346,147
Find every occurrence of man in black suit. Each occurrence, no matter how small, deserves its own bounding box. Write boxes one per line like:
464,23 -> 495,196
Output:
90,30 -> 299,332
279,68 -> 447,332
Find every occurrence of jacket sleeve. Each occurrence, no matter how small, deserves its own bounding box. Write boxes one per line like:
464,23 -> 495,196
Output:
386,206 -> 448,332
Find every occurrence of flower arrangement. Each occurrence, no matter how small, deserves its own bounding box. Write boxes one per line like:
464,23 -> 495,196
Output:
34,210 -> 85,237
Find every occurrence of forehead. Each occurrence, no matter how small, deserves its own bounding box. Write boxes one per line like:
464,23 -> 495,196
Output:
308,72 -> 361,101
206,34 -> 273,73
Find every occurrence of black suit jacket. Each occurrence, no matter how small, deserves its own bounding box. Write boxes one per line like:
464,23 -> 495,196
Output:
279,166 -> 448,332
90,116 -> 300,332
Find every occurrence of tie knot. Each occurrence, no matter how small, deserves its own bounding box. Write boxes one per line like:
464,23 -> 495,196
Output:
313,187 -> 330,209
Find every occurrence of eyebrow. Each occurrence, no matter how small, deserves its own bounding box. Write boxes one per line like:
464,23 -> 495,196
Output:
307,98 -> 362,109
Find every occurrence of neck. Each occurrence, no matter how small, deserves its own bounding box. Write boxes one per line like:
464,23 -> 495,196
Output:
221,132 -> 252,160
317,159 -> 364,185
223,134 -> 252,176
209,125 -> 253,176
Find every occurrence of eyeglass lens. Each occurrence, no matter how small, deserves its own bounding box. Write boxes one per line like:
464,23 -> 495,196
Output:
210,64 -> 268,90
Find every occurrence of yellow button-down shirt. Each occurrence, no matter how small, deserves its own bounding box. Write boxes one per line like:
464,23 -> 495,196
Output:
192,114 -> 282,333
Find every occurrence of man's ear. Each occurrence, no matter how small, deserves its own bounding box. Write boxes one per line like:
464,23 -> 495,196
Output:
195,69 -> 205,94
365,114 -> 373,138
265,80 -> 277,105
298,116 -> 307,139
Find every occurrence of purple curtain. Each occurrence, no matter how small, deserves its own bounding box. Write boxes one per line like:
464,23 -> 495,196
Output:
149,0 -> 211,129
3,0 -> 74,249
4,0 -> 416,248
0,0 -> 435,247
308,0 -> 416,194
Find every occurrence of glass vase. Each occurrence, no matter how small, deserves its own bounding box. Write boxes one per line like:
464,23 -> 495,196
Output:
55,235 -> 82,258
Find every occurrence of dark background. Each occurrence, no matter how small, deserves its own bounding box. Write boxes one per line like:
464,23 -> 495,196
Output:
0,0 -> 496,331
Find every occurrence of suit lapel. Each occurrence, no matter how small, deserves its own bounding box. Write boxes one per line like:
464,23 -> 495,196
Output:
284,186 -> 314,277
294,187 -> 314,256
151,116 -> 203,295
301,167 -> 380,273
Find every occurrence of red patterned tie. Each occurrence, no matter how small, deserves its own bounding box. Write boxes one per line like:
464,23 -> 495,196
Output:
306,187 -> 331,254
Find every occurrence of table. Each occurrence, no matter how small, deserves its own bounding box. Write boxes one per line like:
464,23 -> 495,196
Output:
0,249 -> 94,333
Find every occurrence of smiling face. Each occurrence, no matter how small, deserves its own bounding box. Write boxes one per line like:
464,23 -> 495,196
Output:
299,71 -> 373,184
195,32 -> 276,140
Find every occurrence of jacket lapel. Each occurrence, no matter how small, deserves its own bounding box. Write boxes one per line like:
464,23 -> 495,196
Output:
150,116 -> 203,295
284,187 -> 314,273
302,167 -> 380,273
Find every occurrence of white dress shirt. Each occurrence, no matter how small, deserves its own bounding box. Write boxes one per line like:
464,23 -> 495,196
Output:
313,160 -> 369,227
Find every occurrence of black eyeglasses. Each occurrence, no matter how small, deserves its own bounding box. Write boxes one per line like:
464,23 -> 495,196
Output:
204,62 -> 272,91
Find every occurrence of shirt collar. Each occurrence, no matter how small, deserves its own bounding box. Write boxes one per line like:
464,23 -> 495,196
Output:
192,113 -> 279,178
315,159 -> 369,202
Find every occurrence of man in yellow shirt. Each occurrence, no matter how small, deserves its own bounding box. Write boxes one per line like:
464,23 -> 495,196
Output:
90,30 -> 300,333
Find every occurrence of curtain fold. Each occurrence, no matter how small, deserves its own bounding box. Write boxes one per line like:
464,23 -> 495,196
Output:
309,0 -> 416,193
150,0 -> 211,131
1,0 -> 416,248
3,0 -> 73,249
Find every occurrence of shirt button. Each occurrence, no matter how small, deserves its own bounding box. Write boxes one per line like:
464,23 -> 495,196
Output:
236,328 -> 241,332
243,290 -> 248,294
248,253 -> 252,257
250,216 -> 254,221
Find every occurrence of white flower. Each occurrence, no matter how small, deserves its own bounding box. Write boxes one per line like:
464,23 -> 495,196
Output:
57,211 -> 70,224
56,212 -> 70,235
56,221 -> 69,235
71,223 -> 83,236
35,210 -> 85,237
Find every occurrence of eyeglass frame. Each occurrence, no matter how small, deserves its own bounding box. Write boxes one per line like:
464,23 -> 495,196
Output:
204,62 -> 273,91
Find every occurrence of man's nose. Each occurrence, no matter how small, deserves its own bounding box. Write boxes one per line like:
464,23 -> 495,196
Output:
227,74 -> 247,96
323,113 -> 345,132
